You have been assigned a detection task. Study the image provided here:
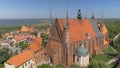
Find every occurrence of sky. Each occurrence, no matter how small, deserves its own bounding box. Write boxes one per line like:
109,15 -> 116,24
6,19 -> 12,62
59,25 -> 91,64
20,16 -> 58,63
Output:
0,0 -> 119,19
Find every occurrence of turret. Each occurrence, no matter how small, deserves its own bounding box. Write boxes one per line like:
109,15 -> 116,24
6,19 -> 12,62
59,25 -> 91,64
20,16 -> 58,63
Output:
64,9 -> 70,46
64,0 -> 70,44
64,0 -> 72,66
75,43 -> 89,67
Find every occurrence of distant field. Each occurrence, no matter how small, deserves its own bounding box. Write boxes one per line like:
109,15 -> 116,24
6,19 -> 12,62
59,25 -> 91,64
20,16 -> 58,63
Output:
95,18 -> 120,38
103,19 -> 120,38
96,18 -> 120,24
0,19 -> 49,26
0,19 -> 50,38
0,18 -> 119,38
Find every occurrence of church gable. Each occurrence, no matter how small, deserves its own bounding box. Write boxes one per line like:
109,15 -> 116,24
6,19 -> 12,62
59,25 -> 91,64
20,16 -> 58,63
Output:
50,19 -> 63,41
57,18 -> 96,43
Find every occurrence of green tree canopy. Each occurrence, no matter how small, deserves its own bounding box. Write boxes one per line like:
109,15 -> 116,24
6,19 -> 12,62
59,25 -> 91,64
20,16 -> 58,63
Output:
41,33 -> 48,47
37,64 -> 53,68
0,48 -> 12,64
19,41 -> 28,50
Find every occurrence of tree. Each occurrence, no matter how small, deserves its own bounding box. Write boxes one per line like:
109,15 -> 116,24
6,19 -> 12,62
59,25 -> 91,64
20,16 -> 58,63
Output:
19,41 -> 28,50
37,64 -> 53,68
0,48 -> 12,64
41,33 -> 48,47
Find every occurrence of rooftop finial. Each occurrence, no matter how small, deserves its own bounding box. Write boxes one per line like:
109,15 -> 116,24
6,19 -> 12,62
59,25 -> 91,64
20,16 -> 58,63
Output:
77,0 -> 82,20
81,42 -> 84,47
65,0 -> 69,29
81,44 -> 84,47
77,9 -> 82,20
91,11 -> 94,19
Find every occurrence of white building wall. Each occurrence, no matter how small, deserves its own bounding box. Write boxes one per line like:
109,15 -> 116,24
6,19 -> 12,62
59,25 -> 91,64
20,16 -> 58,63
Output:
18,58 -> 35,68
5,58 -> 36,68
4,63 -> 15,68
75,54 -> 89,67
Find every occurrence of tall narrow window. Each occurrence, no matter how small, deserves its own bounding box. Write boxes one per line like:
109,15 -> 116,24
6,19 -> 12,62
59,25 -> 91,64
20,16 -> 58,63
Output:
77,58 -> 79,62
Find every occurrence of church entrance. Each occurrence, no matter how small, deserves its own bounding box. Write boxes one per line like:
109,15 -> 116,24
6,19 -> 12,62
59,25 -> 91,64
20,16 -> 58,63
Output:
73,54 -> 75,63
49,56 -> 53,64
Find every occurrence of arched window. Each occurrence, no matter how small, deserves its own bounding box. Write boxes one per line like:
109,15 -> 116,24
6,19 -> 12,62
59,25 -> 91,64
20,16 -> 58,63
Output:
77,58 -> 79,62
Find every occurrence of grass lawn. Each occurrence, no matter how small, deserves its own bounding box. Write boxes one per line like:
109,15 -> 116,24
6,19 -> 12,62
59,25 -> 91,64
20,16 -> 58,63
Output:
55,64 -> 66,68
69,64 -> 80,68
92,54 -> 111,63
103,45 -> 115,53
0,64 -> 3,68
91,45 -> 117,63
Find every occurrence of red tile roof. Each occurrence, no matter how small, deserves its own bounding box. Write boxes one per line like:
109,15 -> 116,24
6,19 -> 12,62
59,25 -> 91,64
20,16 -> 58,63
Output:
28,37 -> 42,52
7,50 -> 33,67
57,18 -> 96,42
21,26 -> 34,32
14,35 -> 34,42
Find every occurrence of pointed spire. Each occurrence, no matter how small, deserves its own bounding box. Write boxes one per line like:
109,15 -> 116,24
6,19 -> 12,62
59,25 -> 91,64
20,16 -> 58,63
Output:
65,0 -> 69,29
91,11 -> 94,19
101,10 -> 104,25
49,1 -> 52,27
85,12 -> 87,18
65,7 -> 69,29
101,10 -> 104,22
49,9 -> 52,27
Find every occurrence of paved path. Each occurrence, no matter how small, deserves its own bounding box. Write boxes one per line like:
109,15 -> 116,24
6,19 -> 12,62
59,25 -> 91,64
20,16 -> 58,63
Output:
106,57 -> 118,65
104,33 -> 120,65
113,33 -> 120,41
111,46 -> 118,53
105,47 -> 119,65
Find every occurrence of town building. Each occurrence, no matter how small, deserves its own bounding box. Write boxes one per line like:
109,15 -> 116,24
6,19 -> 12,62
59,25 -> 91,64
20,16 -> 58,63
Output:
4,50 -> 35,68
20,25 -> 35,35
28,37 -> 46,66
4,37 -> 45,68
